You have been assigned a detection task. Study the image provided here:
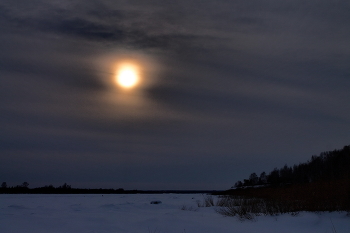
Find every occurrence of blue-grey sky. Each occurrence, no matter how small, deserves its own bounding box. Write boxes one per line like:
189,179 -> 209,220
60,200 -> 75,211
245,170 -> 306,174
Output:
1,0 -> 350,190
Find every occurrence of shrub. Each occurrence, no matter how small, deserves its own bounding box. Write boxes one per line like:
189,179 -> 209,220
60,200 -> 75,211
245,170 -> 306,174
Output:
215,178 -> 350,220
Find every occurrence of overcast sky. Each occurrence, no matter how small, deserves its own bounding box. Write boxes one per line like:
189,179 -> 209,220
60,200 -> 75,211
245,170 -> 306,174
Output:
1,0 -> 350,190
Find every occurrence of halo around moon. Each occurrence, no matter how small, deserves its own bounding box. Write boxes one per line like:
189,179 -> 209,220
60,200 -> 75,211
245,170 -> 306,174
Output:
96,51 -> 159,93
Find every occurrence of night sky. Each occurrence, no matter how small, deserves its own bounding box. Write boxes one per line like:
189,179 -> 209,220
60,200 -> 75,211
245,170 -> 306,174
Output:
1,0 -> 350,190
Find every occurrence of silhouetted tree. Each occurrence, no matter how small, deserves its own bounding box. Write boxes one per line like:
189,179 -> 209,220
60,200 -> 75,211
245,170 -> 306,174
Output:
279,164 -> 293,184
234,181 -> 243,188
249,173 -> 259,185
1,182 -> 7,189
58,183 -> 71,189
268,168 -> 280,185
243,179 -> 251,186
22,182 -> 29,188
259,172 -> 267,184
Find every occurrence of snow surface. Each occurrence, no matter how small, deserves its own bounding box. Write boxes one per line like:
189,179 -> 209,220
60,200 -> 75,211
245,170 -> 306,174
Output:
0,194 -> 349,233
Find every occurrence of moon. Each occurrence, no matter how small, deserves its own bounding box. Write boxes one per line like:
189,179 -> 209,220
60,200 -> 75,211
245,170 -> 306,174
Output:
116,64 -> 139,89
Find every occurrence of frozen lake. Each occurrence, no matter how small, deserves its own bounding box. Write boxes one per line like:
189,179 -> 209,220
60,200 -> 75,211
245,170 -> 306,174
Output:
1,194 -> 349,233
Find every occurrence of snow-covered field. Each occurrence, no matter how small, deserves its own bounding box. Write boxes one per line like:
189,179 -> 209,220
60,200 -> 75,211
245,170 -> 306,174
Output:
1,194 -> 349,233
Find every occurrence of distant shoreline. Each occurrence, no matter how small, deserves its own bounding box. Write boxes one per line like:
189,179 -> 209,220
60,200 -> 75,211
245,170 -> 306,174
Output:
0,188 -> 222,195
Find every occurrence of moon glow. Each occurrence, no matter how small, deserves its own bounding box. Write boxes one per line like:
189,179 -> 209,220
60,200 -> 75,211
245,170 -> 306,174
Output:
116,64 -> 139,89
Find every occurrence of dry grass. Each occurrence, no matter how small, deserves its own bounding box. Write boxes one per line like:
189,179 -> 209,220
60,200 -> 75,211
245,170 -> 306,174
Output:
213,178 -> 350,220
215,196 -> 299,221
196,195 -> 216,207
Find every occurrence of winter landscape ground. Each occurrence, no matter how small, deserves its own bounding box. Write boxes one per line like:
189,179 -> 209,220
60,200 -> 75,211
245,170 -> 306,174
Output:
1,194 -> 349,233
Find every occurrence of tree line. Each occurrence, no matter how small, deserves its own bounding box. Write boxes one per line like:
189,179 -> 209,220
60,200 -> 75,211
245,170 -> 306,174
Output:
0,183 -> 215,194
216,145 -> 350,215
0,182 -> 126,194
233,145 -> 350,188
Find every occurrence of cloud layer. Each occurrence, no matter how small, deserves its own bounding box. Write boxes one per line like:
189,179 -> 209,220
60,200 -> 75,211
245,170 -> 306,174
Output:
1,0 -> 350,189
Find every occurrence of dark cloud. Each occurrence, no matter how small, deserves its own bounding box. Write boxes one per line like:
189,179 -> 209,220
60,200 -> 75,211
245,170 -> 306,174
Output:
0,1 -> 199,51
